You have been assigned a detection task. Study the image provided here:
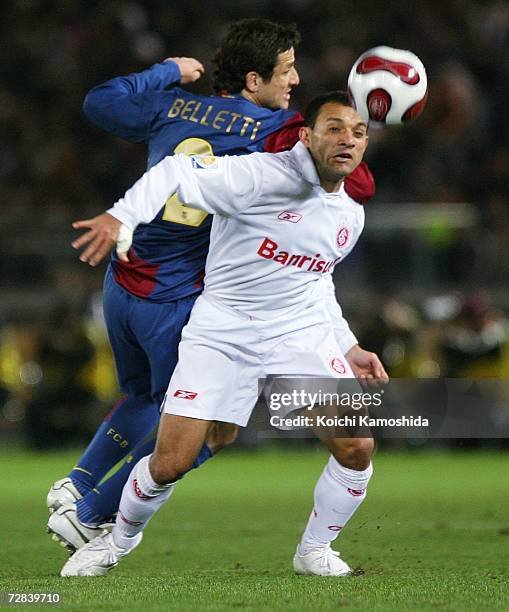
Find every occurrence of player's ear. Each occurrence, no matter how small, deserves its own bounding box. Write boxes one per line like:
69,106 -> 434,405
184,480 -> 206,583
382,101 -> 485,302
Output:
244,71 -> 260,93
299,126 -> 311,147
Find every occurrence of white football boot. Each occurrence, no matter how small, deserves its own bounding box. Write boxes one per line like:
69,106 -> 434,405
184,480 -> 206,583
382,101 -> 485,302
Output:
47,503 -> 113,552
46,478 -> 82,513
61,531 -> 142,577
293,544 -> 352,577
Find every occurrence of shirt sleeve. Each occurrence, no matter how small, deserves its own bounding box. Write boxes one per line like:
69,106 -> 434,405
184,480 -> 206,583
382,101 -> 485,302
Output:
324,275 -> 358,354
83,62 -> 182,143
263,113 -> 304,153
107,153 -> 264,229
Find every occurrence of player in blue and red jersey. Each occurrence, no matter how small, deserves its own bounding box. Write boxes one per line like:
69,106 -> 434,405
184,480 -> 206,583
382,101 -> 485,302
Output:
47,18 -> 375,551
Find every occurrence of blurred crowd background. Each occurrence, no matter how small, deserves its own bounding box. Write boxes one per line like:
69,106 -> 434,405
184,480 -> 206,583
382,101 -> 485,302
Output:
1,0 -> 508,448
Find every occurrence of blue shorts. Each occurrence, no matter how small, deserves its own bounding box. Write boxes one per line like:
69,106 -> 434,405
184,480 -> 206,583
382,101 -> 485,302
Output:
103,267 -> 199,406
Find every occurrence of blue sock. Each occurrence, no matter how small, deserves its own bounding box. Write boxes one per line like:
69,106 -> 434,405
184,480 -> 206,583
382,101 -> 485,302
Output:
76,441 -> 213,525
69,394 -> 160,496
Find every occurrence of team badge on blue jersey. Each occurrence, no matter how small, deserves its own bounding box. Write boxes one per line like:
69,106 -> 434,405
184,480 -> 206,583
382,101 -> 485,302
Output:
191,155 -> 218,170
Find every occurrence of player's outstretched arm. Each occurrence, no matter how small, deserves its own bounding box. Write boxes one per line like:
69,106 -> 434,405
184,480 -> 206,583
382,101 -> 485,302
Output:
108,153 -> 264,233
72,153 -> 262,263
71,213 -> 132,266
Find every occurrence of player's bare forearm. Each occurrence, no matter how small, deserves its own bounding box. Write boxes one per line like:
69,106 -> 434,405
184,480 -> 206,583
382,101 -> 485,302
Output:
72,212 -> 130,266
345,344 -> 389,389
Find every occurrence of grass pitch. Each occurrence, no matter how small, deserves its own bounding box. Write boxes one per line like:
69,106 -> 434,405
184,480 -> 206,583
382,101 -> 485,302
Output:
0,447 -> 508,611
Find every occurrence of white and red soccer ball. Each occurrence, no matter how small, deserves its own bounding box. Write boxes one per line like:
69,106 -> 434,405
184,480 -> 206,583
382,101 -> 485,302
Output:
348,46 -> 428,126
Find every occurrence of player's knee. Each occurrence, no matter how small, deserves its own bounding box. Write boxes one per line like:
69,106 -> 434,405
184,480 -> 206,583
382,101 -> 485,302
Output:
206,422 -> 239,453
333,437 -> 374,471
149,453 -> 193,485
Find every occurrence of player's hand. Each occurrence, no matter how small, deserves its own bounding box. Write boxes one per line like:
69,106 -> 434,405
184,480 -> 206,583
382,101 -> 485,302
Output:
164,56 -> 204,84
71,213 -> 132,266
345,344 -> 389,389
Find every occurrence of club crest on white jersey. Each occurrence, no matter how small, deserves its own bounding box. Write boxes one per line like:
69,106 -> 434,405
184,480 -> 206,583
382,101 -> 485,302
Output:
336,226 -> 350,248
330,357 -> 347,375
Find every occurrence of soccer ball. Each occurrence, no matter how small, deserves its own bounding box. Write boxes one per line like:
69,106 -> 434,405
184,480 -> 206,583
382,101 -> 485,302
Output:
348,46 -> 428,126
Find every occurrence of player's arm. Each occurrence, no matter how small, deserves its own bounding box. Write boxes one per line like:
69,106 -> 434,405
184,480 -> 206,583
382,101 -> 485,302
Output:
83,57 -> 204,142
324,274 -> 359,355
324,275 -> 388,387
109,153 -> 264,226
72,153 -> 264,265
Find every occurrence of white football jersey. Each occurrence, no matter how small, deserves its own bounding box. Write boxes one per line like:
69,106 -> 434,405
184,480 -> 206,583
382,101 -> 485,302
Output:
109,141 -> 365,328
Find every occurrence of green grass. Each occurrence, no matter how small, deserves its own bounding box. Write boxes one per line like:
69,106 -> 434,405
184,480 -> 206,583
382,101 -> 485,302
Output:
0,448 -> 508,611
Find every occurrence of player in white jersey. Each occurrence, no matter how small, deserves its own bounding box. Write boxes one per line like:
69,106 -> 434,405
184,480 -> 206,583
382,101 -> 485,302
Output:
61,92 -> 388,578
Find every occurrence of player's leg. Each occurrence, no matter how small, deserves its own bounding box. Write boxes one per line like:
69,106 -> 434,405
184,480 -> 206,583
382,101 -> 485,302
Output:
267,321 -> 374,576
50,294 -> 241,551
74,424 -> 237,528
108,418 -> 237,550
47,275 -> 163,547
48,271 -> 158,511
294,435 -> 374,576
64,395 -> 155,499
60,414 -> 212,577
72,292 -> 223,526
73,423 -> 218,528
114,413 -> 213,546
207,422 -> 239,450
60,296 -> 260,575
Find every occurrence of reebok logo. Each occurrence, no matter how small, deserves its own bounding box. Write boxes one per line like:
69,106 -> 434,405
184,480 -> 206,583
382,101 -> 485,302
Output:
174,390 -> 198,400
278,211 -> 302,223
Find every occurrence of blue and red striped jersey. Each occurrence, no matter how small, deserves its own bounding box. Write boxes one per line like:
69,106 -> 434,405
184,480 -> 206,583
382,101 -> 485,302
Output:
84,61 -> 374,301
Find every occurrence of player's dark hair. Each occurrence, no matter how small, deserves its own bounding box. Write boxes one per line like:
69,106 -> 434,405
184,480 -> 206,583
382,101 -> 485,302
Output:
304,91 -> 354,128
212,18 -> 301,94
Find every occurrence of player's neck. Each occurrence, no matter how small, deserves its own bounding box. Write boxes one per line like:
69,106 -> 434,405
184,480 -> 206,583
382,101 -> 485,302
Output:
240,90 -> 261,106
320,178 -> 344,193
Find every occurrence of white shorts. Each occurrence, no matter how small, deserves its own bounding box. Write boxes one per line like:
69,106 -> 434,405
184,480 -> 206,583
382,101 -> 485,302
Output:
162,295 -> 354,426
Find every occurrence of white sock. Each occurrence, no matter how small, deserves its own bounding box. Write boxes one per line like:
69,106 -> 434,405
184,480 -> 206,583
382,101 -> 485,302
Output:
298,455 -> 373,554
112,455 -> 175,550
